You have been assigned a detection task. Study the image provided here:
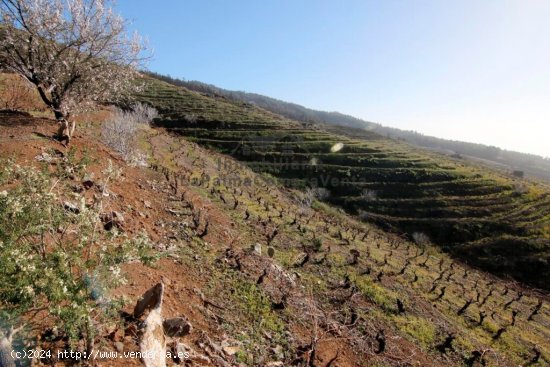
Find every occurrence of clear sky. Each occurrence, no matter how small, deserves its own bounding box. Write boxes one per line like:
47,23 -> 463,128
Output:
116,0 -> 550,158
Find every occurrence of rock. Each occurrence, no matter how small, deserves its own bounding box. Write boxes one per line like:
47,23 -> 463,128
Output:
140,306 -> 166,367
82,174 -> 95,189
163,317 -> 192,337
111,328 -> 125,342
266,362 -> 284,367
144,200 -> 152,209
312,253 -> 326,264
171,342 -> 191,364
134,283 -> 164,319
166,208 -> 183,216
138,284 -> 166,367
51,326 -> 59,338
267,247 -> 275,258
193,354 -> 211,365
253,243 -> 262,255
292,252 -> 309,267
106,323 -> 124,341
222,345 -> 240,356
101,211 -> 124,231
161,276 -> 172,286
72,184 -> 84,193
114,341 -> 124,353
112,211 -> 124,223
125,323 -> 138,337
272,345 -> 284,360
34,152 -> 53,163
104,323 -> 117,336
63,201 -> 80,214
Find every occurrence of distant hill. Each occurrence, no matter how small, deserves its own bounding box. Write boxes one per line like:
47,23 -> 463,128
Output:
145,71 -> 550,181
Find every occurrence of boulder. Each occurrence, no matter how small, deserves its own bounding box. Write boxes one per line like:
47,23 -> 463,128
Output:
134,283 -> 164,319
137,283 -> 166,367
163,317 -> 192,337
292,252 -> 309,267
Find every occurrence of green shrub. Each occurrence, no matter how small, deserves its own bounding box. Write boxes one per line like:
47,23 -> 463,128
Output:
311,238 -> 323,252
0,160 -> 156,346
393,315 -> 436,349
353,275 -> 397,314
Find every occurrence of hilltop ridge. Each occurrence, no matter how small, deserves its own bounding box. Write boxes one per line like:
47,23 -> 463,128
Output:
145,71 -> 550,181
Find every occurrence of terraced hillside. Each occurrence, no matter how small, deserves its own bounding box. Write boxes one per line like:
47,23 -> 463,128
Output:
1,76 -> 550,366
136,76 -> 550,290
141,128 -> 550,367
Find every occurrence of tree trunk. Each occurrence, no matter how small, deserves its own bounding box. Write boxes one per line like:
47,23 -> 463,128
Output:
0,337 -> 16,367
54,110 -> 73,144
35,88 -> 72,143
69,120 -> 76,140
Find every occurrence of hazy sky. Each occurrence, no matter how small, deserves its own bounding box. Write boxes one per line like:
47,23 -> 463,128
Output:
117,0 -> 550,158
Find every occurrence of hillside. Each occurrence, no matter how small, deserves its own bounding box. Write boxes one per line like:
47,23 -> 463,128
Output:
1,106 -> 550,366
2,2 -> 549,366
136,75 -> 550,291
145,72 -> 550,182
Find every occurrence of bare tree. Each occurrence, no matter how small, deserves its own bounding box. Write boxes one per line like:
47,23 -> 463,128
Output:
101,103 -> 157,163
0,0 -> 146,143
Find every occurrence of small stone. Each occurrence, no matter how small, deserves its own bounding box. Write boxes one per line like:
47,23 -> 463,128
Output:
312,253 -> 325,264
267,247 -> 275,257
272,345 -> 284,360
63,201 -> 80,214
172,342 -> 191,364
101,211 -> 125,230
222,345 -> 240,356
104,323 -> 117,335
161,276 -> 172,286
253,243 -> 262,256
35,152 -> 53,162
125,324 -> 138,337
144,200 -> 152,209
292,252 -> 309,267
72,184 -> 84,193
82,173 -> 95,189
112,211 -> 124,223
114,341 -> 124,353
111,328 -> 125,342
